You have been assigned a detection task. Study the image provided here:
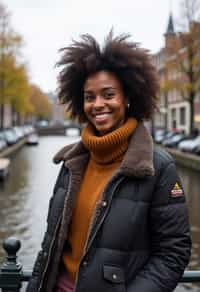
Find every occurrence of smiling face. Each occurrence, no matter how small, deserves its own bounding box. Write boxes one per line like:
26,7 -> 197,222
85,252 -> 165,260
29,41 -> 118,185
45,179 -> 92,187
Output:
83,71 -> 127,136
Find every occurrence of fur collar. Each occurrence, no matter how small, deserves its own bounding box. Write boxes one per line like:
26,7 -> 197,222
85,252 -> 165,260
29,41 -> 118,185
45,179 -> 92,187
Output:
53,122 -> 155,178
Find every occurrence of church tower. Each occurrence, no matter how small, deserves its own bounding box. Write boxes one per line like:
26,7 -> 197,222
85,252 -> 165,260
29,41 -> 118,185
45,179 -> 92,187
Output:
164,12 -> 176,52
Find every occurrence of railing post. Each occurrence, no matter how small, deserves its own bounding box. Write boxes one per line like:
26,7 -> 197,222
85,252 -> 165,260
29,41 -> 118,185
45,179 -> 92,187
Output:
0,237 -> 22,292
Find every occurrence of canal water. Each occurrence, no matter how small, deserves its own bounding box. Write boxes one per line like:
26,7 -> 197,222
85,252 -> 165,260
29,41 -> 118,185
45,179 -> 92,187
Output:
0,135 -> 199,291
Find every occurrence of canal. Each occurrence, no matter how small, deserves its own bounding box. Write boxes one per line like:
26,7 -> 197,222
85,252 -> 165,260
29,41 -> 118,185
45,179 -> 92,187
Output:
0,135 -> 199,291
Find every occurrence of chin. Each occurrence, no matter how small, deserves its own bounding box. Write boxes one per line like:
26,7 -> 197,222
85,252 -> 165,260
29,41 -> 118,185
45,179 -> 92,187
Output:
96,127 -> 113,136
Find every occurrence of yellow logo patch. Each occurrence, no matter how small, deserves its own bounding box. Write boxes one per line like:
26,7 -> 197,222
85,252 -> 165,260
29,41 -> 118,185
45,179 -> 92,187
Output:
171,182 -> 183,197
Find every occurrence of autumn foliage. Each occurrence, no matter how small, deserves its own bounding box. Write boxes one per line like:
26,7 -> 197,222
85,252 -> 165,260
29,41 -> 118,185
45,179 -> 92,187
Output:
162,0 -> 200,134
0,1 -> 51,128
28,85 -> 51,119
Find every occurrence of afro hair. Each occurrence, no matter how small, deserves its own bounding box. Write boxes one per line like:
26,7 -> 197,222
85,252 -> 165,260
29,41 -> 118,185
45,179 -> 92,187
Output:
57,31 -> 159,122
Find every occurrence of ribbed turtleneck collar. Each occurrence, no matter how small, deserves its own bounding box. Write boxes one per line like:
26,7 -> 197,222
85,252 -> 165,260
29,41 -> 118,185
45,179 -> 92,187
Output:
81,118 -> 138,164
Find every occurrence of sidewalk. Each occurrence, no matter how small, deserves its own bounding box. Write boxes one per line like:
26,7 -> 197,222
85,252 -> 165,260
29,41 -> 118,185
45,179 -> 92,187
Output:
0,138 -> 27,159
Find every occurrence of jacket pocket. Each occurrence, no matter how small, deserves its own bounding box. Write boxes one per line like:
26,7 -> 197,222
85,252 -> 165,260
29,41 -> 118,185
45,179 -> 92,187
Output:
103,264 -> 126,292
103,265 -> 125,283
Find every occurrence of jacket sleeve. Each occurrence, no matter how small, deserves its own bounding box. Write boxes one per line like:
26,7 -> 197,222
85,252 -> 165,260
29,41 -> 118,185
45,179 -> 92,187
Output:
127,161 -> 192,292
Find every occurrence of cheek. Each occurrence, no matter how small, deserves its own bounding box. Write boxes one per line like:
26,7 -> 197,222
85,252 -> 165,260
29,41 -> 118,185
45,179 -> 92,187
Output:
83,103 -> 89,115
83,103 -> 92,121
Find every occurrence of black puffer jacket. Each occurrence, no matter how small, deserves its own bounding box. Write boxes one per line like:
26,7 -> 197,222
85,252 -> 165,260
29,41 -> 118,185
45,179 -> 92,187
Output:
26,123 -> 191,292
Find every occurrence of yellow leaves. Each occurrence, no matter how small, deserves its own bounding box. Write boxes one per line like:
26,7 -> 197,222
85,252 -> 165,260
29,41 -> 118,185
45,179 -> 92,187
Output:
10,65 -> 31,114
162,21 -> 200,102
160,79 -> 171,93
0,1 -> 33,118
0,52 -> 31,114
0,55 -> 16,103
0,1 -> 28,112
160,76 -> 179,93
28,85 -> 52,119
182,82 -> 194,98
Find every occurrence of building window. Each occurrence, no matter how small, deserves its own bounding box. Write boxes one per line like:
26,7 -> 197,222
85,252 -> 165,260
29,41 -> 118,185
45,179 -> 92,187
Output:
171,108 -> 176,118
171,108 -> 177,129
180,107 -> 186,125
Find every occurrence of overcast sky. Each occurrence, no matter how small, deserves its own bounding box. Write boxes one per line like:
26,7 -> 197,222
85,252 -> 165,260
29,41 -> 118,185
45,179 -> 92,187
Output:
5,0 -> 181,93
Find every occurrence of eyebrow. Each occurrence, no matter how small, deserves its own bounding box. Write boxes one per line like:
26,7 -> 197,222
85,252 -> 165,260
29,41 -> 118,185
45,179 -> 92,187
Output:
84,87 -> 116,93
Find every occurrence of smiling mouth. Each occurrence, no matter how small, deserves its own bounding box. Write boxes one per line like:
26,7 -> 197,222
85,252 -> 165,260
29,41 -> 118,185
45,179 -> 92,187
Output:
93,113 -> 111,122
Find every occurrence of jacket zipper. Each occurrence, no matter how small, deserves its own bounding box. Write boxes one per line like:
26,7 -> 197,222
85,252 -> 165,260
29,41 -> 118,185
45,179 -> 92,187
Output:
38,171 -> 72,292
38,213 -> 62,292
85,176 -> 124,253
73,175 -> 124,292
73,200 -> 102,291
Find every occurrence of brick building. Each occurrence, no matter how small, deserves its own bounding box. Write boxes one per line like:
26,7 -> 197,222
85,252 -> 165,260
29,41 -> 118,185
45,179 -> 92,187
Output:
153,13 -> 200,134
47,92 -> 65,125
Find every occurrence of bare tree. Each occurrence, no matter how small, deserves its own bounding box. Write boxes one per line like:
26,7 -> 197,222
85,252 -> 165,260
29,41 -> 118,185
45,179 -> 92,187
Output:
166,0 -> 200,134
0,1 -> 23,128
179,0 -> 200,30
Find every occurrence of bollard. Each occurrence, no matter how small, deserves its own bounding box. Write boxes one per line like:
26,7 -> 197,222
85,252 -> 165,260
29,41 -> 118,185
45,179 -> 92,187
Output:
0,237 -> 23,292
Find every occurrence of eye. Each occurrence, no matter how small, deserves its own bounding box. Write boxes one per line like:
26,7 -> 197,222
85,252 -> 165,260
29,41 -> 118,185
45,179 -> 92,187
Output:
103,91 -> 115,99
84,94 -> 94,102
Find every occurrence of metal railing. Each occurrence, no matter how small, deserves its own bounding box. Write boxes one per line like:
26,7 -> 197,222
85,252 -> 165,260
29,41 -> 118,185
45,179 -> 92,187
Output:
0,237 -> 200,291
0,238 -> 32,291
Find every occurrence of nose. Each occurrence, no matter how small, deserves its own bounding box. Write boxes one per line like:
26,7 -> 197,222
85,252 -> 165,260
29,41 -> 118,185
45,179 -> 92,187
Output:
93,96 -> 104,109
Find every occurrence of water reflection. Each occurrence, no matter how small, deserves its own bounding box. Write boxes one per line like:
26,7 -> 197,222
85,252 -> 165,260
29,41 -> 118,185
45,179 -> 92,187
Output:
0,136 -> 80,268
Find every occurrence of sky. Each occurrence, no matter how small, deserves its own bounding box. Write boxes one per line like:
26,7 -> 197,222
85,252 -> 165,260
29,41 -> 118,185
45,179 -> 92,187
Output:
5,0 -> 181,93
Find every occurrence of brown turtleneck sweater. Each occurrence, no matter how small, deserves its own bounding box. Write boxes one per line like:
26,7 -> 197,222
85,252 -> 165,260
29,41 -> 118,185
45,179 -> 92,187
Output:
63,118 -> 138,282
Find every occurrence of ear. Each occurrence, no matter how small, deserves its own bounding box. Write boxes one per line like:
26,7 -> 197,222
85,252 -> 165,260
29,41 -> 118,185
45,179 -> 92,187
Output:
125,97 -> 130,107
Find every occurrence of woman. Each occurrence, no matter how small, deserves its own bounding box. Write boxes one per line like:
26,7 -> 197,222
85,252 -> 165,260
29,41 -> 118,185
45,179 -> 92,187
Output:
26,32 -> 191,292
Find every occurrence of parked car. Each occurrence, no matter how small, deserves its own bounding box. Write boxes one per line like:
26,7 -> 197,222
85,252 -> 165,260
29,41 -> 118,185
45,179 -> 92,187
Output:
0,132 -> 7,151
154,129 -> 166,144
193,144 -> 200,155
161,131 -> 178,145
2,128 -> 18,146
26,133 -> 39,145
162,133 -> 188,148
0,158 -> 10,179
178,136 -> 200,152
22,125 -> 35,136
13,126 -> 24,140
36,120 -> 48,128
0,138 -> 7,151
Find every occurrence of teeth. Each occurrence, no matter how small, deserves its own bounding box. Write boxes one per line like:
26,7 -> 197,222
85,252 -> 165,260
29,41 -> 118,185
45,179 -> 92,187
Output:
95,113 -> 110,120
